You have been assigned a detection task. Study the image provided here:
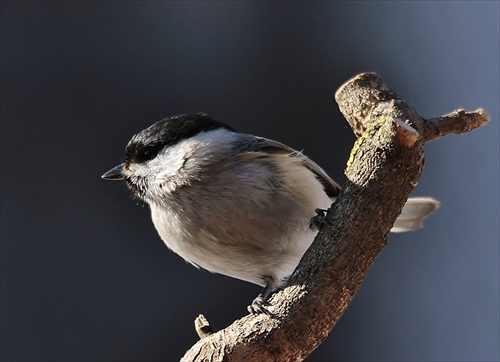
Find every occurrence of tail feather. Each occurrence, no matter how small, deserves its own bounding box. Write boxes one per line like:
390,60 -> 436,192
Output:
391,197 -> 440,233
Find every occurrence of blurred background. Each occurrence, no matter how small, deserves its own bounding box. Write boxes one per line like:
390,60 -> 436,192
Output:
1,1 -> 498,361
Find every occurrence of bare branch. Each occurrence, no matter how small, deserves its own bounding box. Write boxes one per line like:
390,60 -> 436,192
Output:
334,72 -> 489,143
194,314 -> 214,339
181,72 -> 489,361
424,109 -> 489,143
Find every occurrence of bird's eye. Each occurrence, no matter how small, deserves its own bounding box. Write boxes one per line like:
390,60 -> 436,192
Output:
139,146 -> 159,162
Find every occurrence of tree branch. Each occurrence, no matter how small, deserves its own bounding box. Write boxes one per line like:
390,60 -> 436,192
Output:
181,72 -> 489,361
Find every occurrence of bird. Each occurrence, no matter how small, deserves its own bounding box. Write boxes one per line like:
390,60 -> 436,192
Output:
102,113 -> 439,314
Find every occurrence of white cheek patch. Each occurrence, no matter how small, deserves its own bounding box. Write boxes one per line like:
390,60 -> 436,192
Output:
153,146 -> 192,180
153,128 -> 239,180
125,129 -> 239,197
122,143 -> 193,183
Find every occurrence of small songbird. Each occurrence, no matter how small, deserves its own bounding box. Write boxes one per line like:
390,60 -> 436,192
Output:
102,113 -> 439,314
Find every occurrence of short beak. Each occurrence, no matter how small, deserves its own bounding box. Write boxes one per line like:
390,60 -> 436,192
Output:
101,164 -> 126,180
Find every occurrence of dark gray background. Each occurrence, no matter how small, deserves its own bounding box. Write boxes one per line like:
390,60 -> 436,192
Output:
1,1 -> 498,361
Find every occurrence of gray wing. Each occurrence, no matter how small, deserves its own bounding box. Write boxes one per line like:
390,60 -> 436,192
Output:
235,134 -> 341,198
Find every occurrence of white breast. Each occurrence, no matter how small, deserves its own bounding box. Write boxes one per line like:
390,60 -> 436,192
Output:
147,146 -> 333,288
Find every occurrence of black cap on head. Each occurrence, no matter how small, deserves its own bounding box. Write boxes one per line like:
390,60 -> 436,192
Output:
124,113 -> 234,164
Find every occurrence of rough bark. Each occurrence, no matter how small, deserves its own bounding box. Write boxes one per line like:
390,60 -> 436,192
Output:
181,72 -> 489,361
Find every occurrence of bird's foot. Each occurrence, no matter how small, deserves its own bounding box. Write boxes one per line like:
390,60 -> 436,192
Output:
247,295 -> 272,316
310,208 -> 330,230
